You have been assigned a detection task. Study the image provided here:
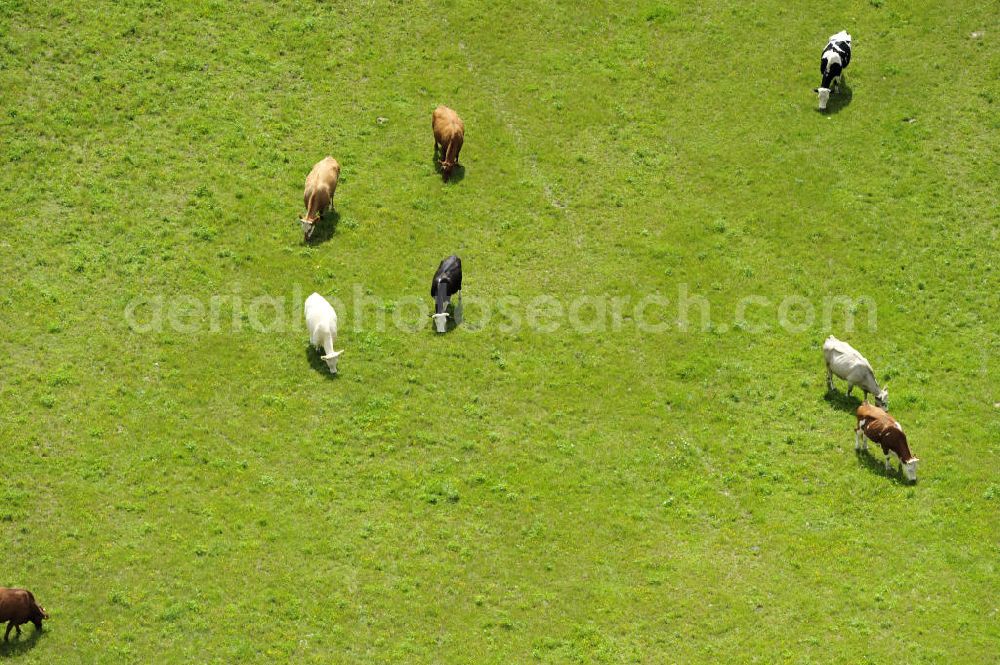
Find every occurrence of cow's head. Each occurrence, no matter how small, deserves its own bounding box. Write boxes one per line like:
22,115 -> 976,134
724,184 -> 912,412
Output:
875,388 -> 889,410
439,159 -> 456,181
901,457 -> 919,482
817,87 -> 831,110
32,603 -> 48,629
299,216 -> 317,242
320,350 -> 343,374
431,312 -> 450,333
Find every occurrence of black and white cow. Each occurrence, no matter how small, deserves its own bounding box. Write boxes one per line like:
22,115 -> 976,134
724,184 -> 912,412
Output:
815,30 -> 852,110
431,255 -> 463,333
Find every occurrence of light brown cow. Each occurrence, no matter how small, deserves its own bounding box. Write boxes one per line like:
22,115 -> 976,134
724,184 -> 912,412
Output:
432,105 -> 464,181
855,402 -> 919,481
0,588 -> 48,641
300,156 -> 341,241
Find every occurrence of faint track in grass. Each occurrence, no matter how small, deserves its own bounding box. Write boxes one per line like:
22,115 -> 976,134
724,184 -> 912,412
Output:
456,40 -> 568,212
457,29 -> 766,577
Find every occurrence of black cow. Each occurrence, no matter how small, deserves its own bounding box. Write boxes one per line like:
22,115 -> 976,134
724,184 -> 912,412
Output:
815,31 -> 852,109
431,255 -> 462,332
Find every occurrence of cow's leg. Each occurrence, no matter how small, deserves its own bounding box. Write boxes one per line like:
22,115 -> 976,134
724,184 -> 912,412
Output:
4,621 -> 11,641
454,292 -> 463,324
826,365 -> 834,391
854,426 -> 865,451
883,449 -> 894,472
14,624 -> 21,637
847,382 -> 854,396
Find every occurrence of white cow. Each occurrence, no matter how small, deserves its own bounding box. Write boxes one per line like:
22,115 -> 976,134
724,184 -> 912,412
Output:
823,335 -> 887,407
304,292 -> 343,374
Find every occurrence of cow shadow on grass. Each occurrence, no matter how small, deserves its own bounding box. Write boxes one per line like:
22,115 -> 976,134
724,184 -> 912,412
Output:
305,345 -> 340,380
855,448 -> 913,486
305,210 -> 340,245
446,164 -> 465,183
819,84 -> 853,115
0,626 -> 46,656
823,389 -> 861,413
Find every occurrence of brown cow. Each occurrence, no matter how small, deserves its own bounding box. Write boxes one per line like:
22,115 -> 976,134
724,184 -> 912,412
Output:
855,402 -> 919,481
0,588 -> 48,641
300,156 -> 341,242
432,105 -> 464,181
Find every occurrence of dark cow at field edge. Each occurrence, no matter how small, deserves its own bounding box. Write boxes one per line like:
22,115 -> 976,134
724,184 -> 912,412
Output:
0,588 -> 48,641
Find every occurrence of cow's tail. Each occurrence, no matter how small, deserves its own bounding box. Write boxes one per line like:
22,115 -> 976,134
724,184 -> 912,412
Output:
442,138 -> 453,164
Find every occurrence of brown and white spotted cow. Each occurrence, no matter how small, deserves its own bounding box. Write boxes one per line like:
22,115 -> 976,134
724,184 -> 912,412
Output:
855,402 -> 919,481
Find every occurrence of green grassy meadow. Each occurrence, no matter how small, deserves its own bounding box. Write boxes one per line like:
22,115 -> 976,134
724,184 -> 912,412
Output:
1,0 -> 998,662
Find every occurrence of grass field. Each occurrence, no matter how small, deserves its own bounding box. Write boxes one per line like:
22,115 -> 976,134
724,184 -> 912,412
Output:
1,0 -> 998,662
